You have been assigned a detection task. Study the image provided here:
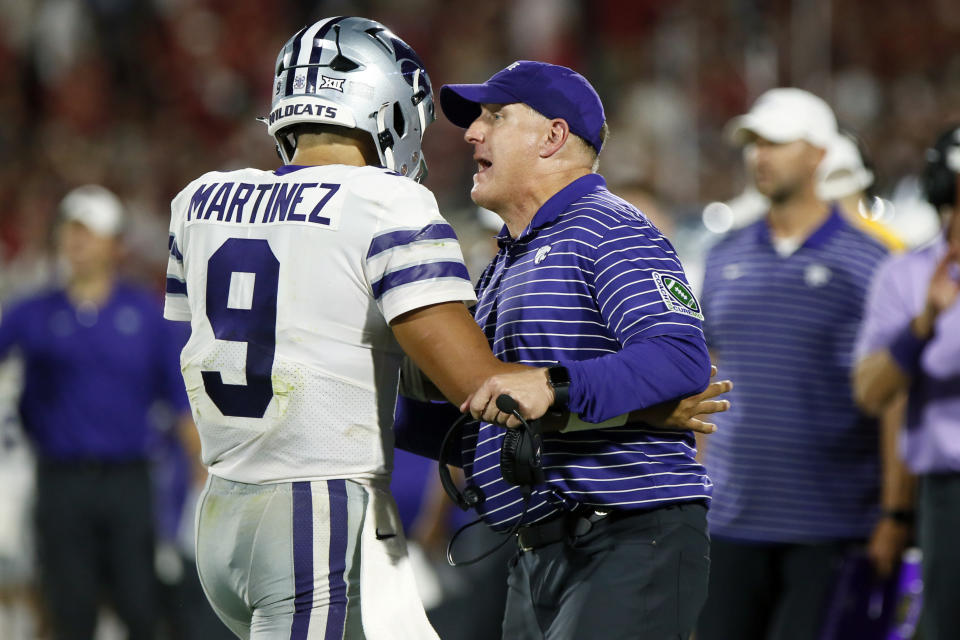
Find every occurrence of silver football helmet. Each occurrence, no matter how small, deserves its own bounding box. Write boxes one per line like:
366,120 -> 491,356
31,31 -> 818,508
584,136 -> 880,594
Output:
266,16 -> 435,182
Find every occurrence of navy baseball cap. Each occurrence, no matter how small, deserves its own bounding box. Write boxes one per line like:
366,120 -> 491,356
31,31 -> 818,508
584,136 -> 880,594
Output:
440,60 -> 606,153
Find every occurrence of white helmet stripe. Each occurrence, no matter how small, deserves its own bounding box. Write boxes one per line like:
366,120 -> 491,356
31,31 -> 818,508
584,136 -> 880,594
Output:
282,25 -> 308,97
291,19 -> 328,95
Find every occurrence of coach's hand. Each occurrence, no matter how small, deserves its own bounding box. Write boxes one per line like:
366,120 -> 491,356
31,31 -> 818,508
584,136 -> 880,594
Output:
632,366 -> 732,434
461,368 -> 554,428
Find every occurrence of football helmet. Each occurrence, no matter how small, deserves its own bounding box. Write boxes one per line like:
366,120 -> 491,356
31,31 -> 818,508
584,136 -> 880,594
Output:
266,16 -> 435,182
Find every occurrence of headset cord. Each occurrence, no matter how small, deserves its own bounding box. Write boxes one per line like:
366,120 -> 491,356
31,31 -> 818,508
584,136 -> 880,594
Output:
444,395 -> 542,567
443,395 -> 539,567
445,487 -> 532,567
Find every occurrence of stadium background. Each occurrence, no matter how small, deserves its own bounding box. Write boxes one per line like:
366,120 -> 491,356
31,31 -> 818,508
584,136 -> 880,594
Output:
0,0 -> 958,638
1,0 -> 959,295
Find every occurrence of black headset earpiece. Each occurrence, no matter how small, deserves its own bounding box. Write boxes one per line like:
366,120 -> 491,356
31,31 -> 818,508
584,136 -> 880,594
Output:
500,426 -> 545,486
496,394 -> 545,487
922,125 -> 960,209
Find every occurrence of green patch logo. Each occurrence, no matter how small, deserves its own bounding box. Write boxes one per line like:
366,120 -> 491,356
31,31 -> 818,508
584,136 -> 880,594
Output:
652,272 -> 704,320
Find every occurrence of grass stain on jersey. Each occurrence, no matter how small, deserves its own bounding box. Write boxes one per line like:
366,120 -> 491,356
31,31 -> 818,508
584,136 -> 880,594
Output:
272,375 -> 295,417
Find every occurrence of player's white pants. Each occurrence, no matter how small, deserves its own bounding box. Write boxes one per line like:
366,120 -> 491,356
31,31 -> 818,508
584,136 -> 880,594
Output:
195,475 -> 439,640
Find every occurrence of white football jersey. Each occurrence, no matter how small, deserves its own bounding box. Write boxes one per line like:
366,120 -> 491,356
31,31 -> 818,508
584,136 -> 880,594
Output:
164,164 -> 476,484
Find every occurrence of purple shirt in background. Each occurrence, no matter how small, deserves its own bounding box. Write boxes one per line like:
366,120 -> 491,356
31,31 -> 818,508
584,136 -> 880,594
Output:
856,237 -> 960,474
0,281 -> 190,462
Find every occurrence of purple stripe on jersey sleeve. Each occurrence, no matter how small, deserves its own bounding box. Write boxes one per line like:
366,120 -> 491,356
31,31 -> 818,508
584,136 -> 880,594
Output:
324,479 -> 349,639
370,261 -> 470,300
366,223 -> 458,259
290,481 -> 313,640
168,235 -> 183,263
165,277 -> 187,296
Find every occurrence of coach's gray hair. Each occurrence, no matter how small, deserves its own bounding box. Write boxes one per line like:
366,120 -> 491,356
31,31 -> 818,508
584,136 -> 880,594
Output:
577,121 -> 609,173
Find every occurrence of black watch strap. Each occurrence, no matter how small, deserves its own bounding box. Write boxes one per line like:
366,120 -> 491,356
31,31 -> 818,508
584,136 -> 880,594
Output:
882,509 -> 915,526
547,365 -> 571,409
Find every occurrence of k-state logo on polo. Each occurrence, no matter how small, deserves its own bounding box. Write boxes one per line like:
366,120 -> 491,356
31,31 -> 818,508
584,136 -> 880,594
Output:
652,272 -> 704,320
534,245 -> 552,264
804,263 -> 832,288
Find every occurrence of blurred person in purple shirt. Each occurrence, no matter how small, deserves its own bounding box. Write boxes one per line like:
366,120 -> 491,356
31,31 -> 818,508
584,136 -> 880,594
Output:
0,185 -> 198,640
854,126 -> 960,640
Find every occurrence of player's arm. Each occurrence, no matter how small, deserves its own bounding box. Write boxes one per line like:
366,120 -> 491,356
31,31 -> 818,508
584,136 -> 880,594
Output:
390,301 -> 529,408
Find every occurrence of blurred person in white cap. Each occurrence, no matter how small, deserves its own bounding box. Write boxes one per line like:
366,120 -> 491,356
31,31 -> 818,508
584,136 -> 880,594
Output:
57,184 -> 126,291
819,131 -> 905,252
0,184 -> 200,640
696,89 -> 900,640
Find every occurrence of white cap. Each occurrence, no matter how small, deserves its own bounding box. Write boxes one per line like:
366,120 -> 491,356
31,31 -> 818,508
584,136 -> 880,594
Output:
726,88 -> 838,149
817,133 -> 874,201
59,185 -> 125,237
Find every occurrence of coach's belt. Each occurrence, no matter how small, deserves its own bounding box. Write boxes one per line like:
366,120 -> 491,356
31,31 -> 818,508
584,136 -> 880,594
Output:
515,501 -> 707,551
516,508 -> 612,552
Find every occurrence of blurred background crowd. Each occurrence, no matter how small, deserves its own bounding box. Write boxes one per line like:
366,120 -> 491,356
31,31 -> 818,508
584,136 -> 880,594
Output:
1,0 -> 959,294
0,0 -> 958,638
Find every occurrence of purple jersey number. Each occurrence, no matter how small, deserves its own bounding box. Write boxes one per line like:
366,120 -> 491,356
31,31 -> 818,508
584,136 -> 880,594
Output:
201,238 -> 280,418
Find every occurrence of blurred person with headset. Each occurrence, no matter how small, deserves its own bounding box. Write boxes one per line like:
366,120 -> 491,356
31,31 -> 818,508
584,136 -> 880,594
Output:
0,185 -> 198,640
696,89 -> 896,640
853,125 -> 960,640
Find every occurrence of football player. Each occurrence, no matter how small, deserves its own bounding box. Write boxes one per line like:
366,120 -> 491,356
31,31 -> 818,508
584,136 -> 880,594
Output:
164,17 -> 536,640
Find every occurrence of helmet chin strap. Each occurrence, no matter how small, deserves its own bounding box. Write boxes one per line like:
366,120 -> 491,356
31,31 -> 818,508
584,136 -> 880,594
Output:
413,68 -> 429,136
278,132 -> 296,164
375,102 -> 397,172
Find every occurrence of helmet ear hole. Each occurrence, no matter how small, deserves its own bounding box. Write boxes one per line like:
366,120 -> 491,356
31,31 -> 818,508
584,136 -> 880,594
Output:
393,103 -> 406,137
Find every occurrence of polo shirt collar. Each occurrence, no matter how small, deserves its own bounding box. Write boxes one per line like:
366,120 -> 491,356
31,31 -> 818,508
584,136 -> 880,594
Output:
497,173 -> 607,245
755,204 -> 846,251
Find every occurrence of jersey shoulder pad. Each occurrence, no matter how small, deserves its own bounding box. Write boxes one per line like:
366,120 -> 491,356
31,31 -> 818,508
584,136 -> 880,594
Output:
340,166 -> 438,209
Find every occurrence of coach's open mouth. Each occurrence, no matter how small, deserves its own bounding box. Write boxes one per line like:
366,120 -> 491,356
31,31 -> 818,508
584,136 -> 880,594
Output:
476,158 -> 492,173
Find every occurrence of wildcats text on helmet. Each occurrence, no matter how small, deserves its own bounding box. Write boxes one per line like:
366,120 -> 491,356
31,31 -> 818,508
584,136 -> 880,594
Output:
269,103 -> 340,127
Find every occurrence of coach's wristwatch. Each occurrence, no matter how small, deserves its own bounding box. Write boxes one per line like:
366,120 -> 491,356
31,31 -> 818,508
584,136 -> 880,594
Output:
547,365 -> 571,409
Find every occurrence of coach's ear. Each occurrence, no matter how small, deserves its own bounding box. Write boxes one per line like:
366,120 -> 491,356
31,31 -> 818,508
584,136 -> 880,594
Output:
539,118 -> 571,159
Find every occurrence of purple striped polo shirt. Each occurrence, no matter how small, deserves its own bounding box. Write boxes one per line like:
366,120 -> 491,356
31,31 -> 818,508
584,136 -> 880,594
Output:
464,174 -> 713,531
